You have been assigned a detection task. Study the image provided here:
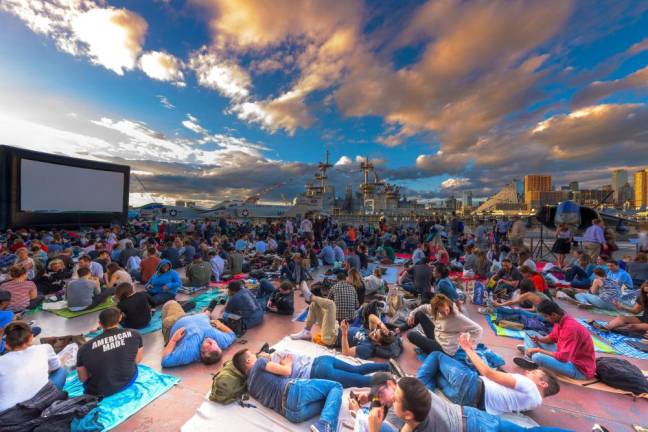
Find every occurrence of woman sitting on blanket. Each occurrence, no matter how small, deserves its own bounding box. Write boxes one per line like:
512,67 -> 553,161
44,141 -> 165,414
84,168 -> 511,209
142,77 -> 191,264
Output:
115,282 -> 152,330
593,281 -> 648,338
405,294 -> 482,355
573,268 -> 620,311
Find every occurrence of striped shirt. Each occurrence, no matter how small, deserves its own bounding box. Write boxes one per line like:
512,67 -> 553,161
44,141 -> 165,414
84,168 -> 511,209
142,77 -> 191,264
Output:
0,279 -> 36,312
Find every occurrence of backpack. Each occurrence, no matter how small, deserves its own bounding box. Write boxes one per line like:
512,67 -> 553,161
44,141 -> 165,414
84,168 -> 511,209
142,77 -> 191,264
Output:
596,357 -> 648,395
209,360 -> 248,404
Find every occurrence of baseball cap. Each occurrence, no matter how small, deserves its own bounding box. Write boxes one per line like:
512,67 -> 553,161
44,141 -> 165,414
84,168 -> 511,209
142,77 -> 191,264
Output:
369,372 -> 395,396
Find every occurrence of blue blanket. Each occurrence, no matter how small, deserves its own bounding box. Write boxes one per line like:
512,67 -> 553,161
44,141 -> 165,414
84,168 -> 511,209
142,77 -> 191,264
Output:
65,364 -> 180,431
578,319 -> 648,360
416,343 -> 505,370
293,306 -> 309,322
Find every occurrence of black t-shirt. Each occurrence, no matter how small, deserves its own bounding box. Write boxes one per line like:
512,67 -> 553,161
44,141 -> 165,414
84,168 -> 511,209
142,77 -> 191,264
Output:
77,328 -> 143,396
118,292 -> 152,329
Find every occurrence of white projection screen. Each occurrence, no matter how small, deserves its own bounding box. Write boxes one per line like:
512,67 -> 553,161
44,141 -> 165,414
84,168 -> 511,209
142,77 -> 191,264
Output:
20,159 -> 125,213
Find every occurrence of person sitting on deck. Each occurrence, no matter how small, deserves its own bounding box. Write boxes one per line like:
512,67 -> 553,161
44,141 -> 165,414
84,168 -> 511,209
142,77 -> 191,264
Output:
256,280 -> 294,315
400,256 -> 433,300
115,282 -> 152,330
145,259 -> 181,307
183,254 -> 212,288
417,334 -> 560,415
325,272 -> 359,322
35,258 -> 72,296
208,249 -> 225,282
364,267 -> 387,296
519,265 -> 547,294
223,280 -> 264,329
317,241 -> 336,266
76,308 -> 143,397
405,294 -> 482,356
574,268 -> 621,311
514,300 -> 596,380
74,255 -> 104,280
0,321 -> 69,412
66,267 -> 113,311
233,347 -> 389,389
232,348 -> 343,432
0,265 -> 41,312
290,289 -> 399,359
433,263 -> 459,302
489,259 -> 523,299
226,246 -> 244,276
139,247 -> 161,284
104,262 -> 132,289
594,281 -> 648,337
160,300 -> 236,368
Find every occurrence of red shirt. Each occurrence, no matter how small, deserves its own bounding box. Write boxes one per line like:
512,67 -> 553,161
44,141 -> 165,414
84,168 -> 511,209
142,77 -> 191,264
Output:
547,315 -> 596,378
530,274 -> 547,292
140,256 -> 161,283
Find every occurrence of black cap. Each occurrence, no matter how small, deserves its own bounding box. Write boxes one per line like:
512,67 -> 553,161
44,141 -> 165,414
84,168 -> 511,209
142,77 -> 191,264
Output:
370,372 -> 395,396
0,290 -> 11,302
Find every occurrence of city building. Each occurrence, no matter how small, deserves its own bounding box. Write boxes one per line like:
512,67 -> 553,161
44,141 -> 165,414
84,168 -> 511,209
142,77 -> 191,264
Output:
612,169 -> 628,204
524,175 -> 552,208
461,191 -> 473,209
635,169 -> 648,209
569,181 -> 579,192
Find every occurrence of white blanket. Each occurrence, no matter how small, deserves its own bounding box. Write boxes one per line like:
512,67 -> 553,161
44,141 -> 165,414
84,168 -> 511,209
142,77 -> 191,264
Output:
181,337 -> 364,432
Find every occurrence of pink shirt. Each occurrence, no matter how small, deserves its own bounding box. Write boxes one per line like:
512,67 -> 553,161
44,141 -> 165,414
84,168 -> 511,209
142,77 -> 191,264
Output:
0,279 -> 36,311
547,315 -> 596,378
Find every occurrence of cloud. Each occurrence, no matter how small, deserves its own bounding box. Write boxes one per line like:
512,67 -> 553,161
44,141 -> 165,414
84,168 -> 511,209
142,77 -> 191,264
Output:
157,95 -> 175,109
573,66 -> 648,107
441,178 -> 471,189
628,37 -> 648,55
1,1 -> 148,75
181,113 -> 208,135
189,48 -> 251,100
335,156 -> 353,166
139,51 -> 185,85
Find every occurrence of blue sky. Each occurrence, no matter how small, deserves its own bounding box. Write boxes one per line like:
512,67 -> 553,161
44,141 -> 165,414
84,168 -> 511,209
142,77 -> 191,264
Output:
1,0 -> 647,206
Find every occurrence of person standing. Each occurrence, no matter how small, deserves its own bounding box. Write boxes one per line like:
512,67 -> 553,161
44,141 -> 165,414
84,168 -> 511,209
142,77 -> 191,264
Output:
582,219 -> 606,261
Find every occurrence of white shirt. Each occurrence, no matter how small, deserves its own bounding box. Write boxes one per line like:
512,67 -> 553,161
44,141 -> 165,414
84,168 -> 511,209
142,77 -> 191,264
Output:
0,344 -> 60,412
482,374 -> 542,415
210,255 -> 225,281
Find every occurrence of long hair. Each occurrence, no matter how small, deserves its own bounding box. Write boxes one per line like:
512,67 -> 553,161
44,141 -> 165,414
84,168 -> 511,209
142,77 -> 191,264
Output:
430,294 -> 454,318
349,268 -> 363,289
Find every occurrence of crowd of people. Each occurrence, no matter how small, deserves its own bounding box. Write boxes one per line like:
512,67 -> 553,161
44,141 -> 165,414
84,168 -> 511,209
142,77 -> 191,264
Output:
0,214 -> 646,432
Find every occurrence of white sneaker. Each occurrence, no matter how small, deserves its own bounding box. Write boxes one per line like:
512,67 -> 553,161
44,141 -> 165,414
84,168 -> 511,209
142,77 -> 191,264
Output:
290,329 -> 312,340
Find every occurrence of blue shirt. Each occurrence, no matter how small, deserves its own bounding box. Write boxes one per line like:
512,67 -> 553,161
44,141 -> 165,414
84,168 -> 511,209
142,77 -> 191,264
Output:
161,314 -> 236,368
235,239 -> 247,252
318,246 -> 335,265
248,357 -> 290,414
583,224 -> 605,244
336,327 -> 374,359
333,246 -> 345,262
436,277 -> 458,301
0,254 -> 16,269
255,241 -> 267,254
606,269 -> 633,290
224,288 -> 264,328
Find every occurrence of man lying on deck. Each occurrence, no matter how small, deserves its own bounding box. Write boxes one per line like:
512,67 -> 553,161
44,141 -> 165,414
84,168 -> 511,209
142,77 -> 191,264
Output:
232,348 -> 342,432
416,334 -> 560,415
358,374 -> 570,432
161,300 -> 236,368
235,347 -> 390,388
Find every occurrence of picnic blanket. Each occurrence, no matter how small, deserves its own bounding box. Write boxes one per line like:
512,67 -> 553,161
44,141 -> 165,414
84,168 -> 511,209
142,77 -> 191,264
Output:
47,297 -> 116,318
485,315 -> 617,354
578,319 -> 648,360
65,364 -> 180,431
554,370 -> 648,400
181,337 -> 363,432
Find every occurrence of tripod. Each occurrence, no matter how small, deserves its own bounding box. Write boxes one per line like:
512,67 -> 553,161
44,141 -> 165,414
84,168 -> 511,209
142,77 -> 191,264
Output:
532,223 -> 556,262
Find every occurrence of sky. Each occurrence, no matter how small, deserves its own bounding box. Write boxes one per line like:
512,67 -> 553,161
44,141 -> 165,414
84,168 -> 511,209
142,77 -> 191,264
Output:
1,0 -> 647,207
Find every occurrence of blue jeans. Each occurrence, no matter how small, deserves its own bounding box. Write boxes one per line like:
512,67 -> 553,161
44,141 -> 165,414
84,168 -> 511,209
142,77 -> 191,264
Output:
574,293 -> 615,310
464,406 -> 571,431
49,367 -> 69,389
284,379 -> 343,428
310,356 -> 389,388
256,279 -> 276,309
148,291 -> 176,307
524,331 -> 586,379
416,352 -> 480,407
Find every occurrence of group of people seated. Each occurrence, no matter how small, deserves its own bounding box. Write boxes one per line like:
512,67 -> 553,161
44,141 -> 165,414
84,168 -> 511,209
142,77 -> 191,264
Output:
0,216 -> 646,432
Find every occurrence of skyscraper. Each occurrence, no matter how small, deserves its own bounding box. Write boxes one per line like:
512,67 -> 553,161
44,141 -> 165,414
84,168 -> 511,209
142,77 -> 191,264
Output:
524,175 -> 552,208
461,191 -> 473,208
612,169 -> 628,204
635,169 -> 648,209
